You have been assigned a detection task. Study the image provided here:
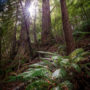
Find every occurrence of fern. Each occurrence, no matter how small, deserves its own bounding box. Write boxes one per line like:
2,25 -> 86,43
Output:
71,63 -> 81,72
18,68 -> 52,81
69,48 -> 84,60
69,48 -> 90,63
26,80 -> 51,90
37,51 -> 57,55
60,81 -> 73,90
52,81 -> 73,90
9,48 -> 89,90
52,68 -> 67,79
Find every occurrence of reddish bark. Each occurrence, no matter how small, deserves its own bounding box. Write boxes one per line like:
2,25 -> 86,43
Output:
0,27 -> 1,62
60,0 -> 75,55
42,0 -> 53,44
33,7 -> 38,44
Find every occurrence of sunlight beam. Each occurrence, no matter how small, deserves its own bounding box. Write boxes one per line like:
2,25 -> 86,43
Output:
27,1 -> 38,17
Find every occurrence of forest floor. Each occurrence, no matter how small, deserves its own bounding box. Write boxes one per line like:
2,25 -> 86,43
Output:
0,36 -> 90,90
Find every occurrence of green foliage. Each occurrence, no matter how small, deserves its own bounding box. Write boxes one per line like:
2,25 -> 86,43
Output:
73,20 -> 90,40
8,75 -> 23,82
71,63 -> 81,72
26,80 -> 51,90
69,48 -> 90,63
9,48 -> 90,90
60,81 -> 73,90
18,68 -> 52,81
52,68 -> 67,79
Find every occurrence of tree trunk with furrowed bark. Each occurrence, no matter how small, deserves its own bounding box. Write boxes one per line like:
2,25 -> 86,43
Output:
42,0 -> 53,45
60,0 -> 75,55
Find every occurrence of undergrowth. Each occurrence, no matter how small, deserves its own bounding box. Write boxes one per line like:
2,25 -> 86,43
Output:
9,48 -> 90,90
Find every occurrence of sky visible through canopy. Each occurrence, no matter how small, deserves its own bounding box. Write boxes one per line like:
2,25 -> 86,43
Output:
27,0 -> 39,17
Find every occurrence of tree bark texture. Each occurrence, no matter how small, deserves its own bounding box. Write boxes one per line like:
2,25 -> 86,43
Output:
60,0 -> 75,55
0,27 -> 1,62
10,2 -> 18,60
33,7 -> 38,44
42,0 -> 53,44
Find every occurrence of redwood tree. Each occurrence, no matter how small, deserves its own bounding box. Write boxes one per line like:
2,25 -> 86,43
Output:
60,0 -> 75,55
0,27 -> 1,62
10,2 -> 18,60
16,0 -> 33,60
33,6 -> 37,44
42,0 -> 52,44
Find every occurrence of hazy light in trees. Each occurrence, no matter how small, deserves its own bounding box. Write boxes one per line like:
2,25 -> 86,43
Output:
28,0 -> 38,18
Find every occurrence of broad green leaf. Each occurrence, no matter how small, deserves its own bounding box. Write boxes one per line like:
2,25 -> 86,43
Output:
37,51 -> 55,55
52,69 -> 60,79
29,62 -> 47,68
81,52 -> 90,57
41,58 -> 54,66
18,68 -> 52,80
52,68 -> 67,79
60,59 -> 69,67
71,63 -> 81,72
69,48 -> 84,60
52,56 -> 63,61
73,57 -> 84,63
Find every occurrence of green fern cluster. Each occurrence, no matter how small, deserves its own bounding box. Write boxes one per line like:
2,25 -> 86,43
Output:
9,48 -> 90,90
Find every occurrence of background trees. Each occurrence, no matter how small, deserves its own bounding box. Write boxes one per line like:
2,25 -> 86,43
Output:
0,0 -> 89,60
0,0 -> 89,59
0,0 -> 90,89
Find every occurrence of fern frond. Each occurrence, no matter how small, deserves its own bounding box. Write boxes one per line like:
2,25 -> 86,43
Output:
60,81 -> 73,90
29,62 -> 48,68
52,68 -> 67,79
37,51 -> 56,55
18,68 -> 52,81
71,63 -> 81,72
26,80 -> 51,90
69,48 -> 84,60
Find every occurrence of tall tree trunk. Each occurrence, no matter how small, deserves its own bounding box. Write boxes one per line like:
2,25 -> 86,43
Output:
42,0 -> 53,44
0,27 -> 1,62
60,0 -> 75,55
0,13 -> 3,65
10,2 -> 18,60
33,7 -> 37,44
10,26 -> 17,60
16,0 -> 33,61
